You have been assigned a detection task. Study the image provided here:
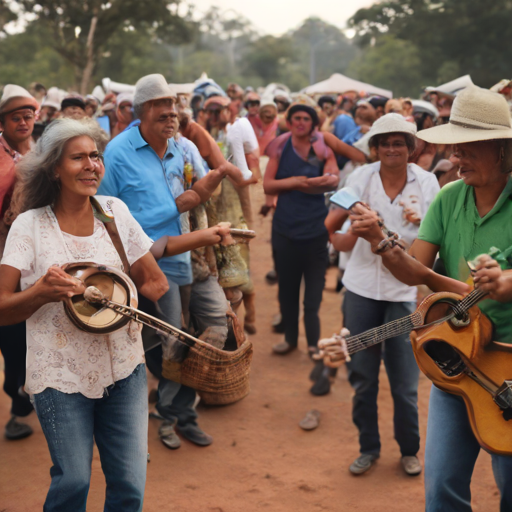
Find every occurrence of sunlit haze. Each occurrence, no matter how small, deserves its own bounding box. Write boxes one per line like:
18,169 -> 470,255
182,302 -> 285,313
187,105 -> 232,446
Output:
191,0 -> 376,35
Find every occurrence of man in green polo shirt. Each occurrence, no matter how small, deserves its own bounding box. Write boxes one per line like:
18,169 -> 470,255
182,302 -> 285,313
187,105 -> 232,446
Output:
320,85 -> 512,511
418,176 -> 512,344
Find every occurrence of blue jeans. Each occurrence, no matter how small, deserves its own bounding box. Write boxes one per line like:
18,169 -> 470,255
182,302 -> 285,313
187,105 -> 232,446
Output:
32,363 -> 148,512
343,290 -> 420,456
425,385 -> 512,511
144,274 -> 198,426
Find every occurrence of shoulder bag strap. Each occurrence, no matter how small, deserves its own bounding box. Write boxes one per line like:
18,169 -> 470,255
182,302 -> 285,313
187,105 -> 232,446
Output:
90,197 -> 131,275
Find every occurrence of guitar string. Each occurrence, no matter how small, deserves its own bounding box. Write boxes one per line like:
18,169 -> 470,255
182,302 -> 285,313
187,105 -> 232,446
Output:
345,315 -> 416,353
346,315 -> 416,349
347,320 -> 414,351
345,290 -> 486,354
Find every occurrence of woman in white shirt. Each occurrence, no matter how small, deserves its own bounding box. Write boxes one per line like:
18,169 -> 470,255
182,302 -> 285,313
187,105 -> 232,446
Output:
325,114 -> 440,477
0,119 -> 168,512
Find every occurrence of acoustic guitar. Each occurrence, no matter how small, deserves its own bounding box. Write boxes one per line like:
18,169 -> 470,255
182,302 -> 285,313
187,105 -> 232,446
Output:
338,287 -> 512,455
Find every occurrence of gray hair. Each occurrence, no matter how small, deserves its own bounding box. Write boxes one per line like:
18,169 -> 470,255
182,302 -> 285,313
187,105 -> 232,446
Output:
14,118 -> 109,215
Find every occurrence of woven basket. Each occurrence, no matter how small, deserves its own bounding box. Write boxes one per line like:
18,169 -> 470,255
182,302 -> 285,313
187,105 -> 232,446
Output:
162,310 -> 253,405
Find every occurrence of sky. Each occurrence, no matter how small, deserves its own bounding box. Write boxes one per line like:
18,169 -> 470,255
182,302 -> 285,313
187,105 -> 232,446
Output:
191,0 -> 376,36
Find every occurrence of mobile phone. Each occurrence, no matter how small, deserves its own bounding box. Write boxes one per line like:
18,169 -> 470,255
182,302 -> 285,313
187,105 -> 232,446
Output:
329,187 -> 361,210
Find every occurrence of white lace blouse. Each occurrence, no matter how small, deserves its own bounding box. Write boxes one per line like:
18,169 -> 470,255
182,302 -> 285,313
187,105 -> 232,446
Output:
1,196 -> 153,398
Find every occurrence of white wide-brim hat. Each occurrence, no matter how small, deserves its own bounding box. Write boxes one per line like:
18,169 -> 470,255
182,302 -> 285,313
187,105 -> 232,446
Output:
367,112 -> 417,141
418,84 -> 512,144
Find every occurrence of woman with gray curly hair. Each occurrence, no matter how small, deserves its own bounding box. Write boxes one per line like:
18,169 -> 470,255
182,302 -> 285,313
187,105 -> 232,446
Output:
0,117 -> 168,512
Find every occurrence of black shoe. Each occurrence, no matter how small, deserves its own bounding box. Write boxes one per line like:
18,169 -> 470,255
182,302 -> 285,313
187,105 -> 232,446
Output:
177,424 -> 213,447
310,366 -> 331,396
271,313 -> 285,333
309,361 -> 324,382
5,416 -> 33,440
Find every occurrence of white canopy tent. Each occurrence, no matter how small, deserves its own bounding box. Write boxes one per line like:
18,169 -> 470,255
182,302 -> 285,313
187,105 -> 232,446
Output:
301,73 -> 392,98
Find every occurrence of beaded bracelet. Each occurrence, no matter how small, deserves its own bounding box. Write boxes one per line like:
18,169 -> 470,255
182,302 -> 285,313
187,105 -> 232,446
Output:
371,233 -> 405,255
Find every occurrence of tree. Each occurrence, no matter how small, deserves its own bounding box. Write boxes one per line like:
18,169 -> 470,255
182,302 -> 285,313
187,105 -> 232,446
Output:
347,34 -> 423,97
288,17 -> 359,85
0,20 -> 74,89
10,0 -> 196,94
348,0 -> 512,90
243,35 -> 294,84
0,0 -> 16,32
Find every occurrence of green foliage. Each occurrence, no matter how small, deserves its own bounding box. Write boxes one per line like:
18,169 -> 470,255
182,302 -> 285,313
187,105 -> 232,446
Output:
0,22 -> 74,89
243,36 -> 294,84
349,0 -> 512,90
94,27 -> 171,85
8,0 -> 195,91
347,34 -> 422,97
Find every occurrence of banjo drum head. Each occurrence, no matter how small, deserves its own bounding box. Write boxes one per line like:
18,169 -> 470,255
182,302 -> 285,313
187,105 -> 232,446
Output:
62,262 -> 138,334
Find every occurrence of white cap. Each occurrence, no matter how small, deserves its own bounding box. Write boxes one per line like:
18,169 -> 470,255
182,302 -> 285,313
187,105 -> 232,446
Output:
0,84 -> 39,114
260,96 -> 277,111
116,92 -> 134,106
134,74 -> 176,107
41,87 -> 62,110
368,113 -> 417,142
411,99 -> 439,118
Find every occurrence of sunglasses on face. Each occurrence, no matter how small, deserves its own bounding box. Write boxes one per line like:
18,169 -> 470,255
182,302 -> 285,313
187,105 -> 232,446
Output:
246,101 -> 260,107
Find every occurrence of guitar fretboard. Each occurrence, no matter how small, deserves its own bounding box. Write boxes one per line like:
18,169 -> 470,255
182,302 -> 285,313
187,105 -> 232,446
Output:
345,288 -> 486,355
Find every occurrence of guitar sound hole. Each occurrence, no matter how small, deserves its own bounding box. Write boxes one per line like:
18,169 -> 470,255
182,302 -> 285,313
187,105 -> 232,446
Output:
424,340 -> 467,377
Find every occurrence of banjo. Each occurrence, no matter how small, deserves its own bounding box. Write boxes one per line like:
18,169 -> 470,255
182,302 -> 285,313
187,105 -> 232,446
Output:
62,261 -> 253,406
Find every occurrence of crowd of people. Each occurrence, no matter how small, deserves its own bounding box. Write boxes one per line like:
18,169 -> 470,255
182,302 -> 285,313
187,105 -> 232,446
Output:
1,71 -> 512,512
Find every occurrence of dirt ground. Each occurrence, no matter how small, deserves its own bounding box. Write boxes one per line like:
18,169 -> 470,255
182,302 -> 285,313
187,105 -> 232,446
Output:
0,183 -> 500,512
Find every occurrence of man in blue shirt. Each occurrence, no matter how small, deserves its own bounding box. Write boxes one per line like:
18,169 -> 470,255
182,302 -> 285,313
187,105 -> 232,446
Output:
99,74 -> 243,449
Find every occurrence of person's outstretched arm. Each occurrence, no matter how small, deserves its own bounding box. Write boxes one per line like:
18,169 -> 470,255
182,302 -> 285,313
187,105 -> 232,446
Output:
323,132 -> 367,163
348,203 -> 469,294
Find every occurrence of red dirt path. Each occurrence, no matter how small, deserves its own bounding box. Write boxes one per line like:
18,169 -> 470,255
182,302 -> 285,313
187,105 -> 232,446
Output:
0,183 -> 500,511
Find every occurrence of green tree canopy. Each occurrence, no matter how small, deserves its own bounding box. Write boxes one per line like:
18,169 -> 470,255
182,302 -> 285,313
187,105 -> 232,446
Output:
5,0 -> 195,93
348,0 -> 512,90
347,34 -> 422,97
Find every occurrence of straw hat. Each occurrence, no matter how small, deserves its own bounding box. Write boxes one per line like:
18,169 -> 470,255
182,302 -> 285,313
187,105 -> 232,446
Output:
417,85 -> 512,144
0,84 -> 39,115
367,113 -> 417,141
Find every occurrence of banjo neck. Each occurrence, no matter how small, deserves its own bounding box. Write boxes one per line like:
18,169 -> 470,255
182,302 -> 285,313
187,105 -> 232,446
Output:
344,288 -> 487,356
95,296 -> 200,348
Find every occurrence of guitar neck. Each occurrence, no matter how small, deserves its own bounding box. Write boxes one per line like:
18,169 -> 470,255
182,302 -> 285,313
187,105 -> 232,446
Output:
345,312 -> 420,355
344,288 -> 487,356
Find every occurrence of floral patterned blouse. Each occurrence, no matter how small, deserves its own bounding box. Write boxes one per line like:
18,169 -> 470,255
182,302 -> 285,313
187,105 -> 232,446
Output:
1,196 -> 153,398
